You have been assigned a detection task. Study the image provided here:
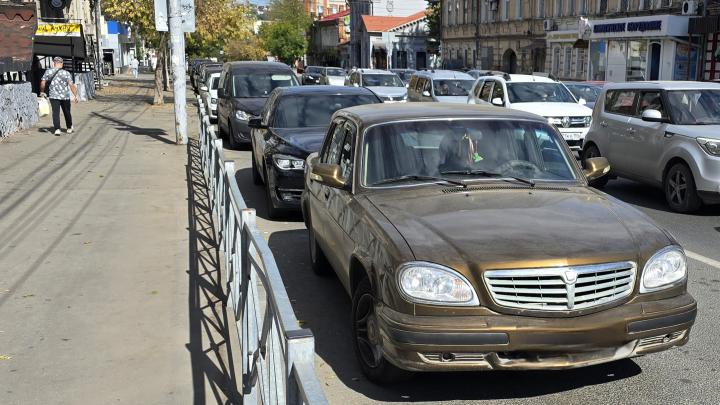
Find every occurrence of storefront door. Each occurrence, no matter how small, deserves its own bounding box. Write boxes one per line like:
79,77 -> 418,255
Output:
607,40 -> 627,83
649,42 -> 661,80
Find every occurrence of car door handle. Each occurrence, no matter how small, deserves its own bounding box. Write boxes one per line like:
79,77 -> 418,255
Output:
600,121 -> 608,127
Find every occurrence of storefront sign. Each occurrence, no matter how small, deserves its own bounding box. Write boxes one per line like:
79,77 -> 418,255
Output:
589,15 -> 689,39
547,30 -> 579,42
594,20 -> 662,34
36,23 -> 81,37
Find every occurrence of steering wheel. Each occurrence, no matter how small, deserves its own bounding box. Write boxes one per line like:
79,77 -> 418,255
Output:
496,160 -> 541,175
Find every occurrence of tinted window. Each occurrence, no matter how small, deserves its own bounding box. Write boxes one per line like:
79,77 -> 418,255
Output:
567,85 -> 599,102
211,77 -> 219,90
326,68 -> 344,76
506,83 -> 576,103
361,74 -> 404,87
480,81 -> 494,101
323,121 -> 346,164
231,71 -> 299,97
666,90 -> 720,125
605,90 -> 637,115
637,91 -> 666,117
306,67 -> 321,74
433,79 -> 475,96
273,94 -> 380,128
339,122 -> 356,181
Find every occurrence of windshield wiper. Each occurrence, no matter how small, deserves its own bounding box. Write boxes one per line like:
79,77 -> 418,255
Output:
440,169 -> 536,187
371,175 -> 467,188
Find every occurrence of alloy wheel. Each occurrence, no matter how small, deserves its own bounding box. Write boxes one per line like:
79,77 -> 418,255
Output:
668,169 -> 687,205
354,293 -> 383,368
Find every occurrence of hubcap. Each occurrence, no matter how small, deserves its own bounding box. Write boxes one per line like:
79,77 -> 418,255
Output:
355,293 -> 383,368
668,170 -> 687,205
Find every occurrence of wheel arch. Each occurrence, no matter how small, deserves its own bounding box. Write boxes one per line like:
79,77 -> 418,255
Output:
662,156 -> 692,185
349,256 -> 373,295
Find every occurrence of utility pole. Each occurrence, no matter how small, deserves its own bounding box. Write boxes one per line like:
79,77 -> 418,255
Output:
94,0 -> 103,89
168,0 -> 187,145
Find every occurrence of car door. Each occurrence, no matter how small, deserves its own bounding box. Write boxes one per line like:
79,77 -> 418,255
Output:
323,120 -> 357,287
626,90 -> 669,182
468,79 -> 484,104
421,78 -> 433,101
602,89 -> 638,176
218,69 -> 232,135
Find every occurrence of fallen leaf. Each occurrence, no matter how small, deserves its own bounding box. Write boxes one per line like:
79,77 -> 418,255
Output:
83,241 -> 92,245
22,294 -> 34,298
0,355 -> 11,360
149,290 -> 158,295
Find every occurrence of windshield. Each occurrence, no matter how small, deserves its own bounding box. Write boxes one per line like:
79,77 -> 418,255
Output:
326,68 -> 345,76
211,77 -> 219,90
394,71 -> 415,82
432,80 -> 475,96
273,94 -> 380,128
666,90 -> 720,125
362,119 -> 578,186
566,85 -> 599,102
306,67 -> 321,74
507,83 -> 577,103
362,74 -> 404,87
232,72 -> 298,98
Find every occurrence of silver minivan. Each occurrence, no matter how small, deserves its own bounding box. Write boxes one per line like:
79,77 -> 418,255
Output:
583,82 -> 720,212
407,70 -> 477,103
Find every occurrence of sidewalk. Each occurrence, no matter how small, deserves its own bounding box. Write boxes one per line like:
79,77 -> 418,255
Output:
0,75 -> 237,403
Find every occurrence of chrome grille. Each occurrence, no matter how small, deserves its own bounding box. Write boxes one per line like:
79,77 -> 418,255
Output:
484,262 -> 636,311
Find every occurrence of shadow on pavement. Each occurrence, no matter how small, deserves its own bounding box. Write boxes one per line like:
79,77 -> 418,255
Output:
268,228 -> 643,402
234,167 -> 303,222
602,178 -> 720,216
186,139 -> 241,404
92,112 -> 175,145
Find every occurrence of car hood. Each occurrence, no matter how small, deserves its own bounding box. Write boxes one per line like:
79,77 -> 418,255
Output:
327,77 -> 345,86
367,86 -> 407,98
272,127 -> 327,155
667,124 -> 720,139
435,96 -> 472,104
231,97 -> 266,116
367,186 -> 671,271
511,102 -> 592,117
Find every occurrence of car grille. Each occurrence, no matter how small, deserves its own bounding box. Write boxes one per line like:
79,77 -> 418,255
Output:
549,116 -> 589,128
483,261 -> 636,311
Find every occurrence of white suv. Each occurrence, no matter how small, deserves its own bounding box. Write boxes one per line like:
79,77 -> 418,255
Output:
468,74 -> 593,151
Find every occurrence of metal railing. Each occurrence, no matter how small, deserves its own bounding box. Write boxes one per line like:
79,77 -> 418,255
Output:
195,96 -> 329,405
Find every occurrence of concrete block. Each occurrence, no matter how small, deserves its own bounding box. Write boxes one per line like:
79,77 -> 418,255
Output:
0,82 -> 38,138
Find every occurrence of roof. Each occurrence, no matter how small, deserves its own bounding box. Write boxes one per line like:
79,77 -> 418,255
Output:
226,61 -> 293,72
507,74 -> 556,83
277,85 -> 376,96
356,68 -> 396,75
602,81 -> 720,91
319,8 -> 350,22
413,69 -> 474,80
336,103 -> 545,129
361,10 -> 427,32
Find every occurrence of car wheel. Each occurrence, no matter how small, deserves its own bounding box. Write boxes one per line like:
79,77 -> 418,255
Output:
582,144 -> 609,188
226,121 -> 239,150
251,153 -> 263,185
352,277 -> 412,384
308,225 -> 331,276
664,163 -> 702,213
264,174 -> 282,220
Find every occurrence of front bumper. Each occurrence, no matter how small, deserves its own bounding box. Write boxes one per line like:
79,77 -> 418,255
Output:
230,117 -> 251,144
556,127 -> 590,151
377,292 -> 696,371
692,152 -> 720,202
266,164 -> 305,210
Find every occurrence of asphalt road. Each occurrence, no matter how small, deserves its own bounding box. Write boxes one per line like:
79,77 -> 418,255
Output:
225,144 -> 720,405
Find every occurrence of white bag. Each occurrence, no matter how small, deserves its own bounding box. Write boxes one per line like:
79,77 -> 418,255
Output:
38,96 -> 50,117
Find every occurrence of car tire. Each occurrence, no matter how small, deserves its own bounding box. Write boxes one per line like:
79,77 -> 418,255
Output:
226,121 -> 239,150
264,174 -> 282,220
582,144 -> 610,188
308,225 -> 331,276
251,153 -> 263,185
664,163 -> 702,213
351,277 -> 412,384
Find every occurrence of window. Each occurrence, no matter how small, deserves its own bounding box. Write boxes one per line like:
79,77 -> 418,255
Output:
491,81 -> 505,103
480,80 -> 495,101
564,47 -> 572,77
538,0 -> 545,18
619,0 -> 629,11
506,83 -> 577,103
576,49 -> 586,78
323,119 -> 347,164
637,91 -> 666,117
665,90 -> 720,125
580,0 -> 587,14
516,0 -> 523,19
599,0 -> 607,13
433,79 -> 476,96
568,0 -> 574,15
273,94 -> 380,128
605,90 -> 638,116
503,0 -> 509,20
339,122 -> 356,181
555,0 -> 563,16
552,47 -> 561,75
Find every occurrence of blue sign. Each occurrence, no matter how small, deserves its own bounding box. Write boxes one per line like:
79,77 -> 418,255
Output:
593,20 -> 662,34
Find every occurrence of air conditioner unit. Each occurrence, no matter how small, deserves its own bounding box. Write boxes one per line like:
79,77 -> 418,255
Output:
682,0 -> 699,15
490,1 -> 498,11
544,19 -> 555,31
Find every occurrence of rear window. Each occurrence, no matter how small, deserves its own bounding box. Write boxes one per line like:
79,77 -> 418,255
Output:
605,90 -> 638,115
273,94 -> 380,128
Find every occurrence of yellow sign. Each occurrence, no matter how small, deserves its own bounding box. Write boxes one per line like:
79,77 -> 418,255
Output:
36,23 -> 82,37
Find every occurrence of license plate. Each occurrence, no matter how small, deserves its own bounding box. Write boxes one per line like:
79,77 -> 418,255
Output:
563,133 -> 581,141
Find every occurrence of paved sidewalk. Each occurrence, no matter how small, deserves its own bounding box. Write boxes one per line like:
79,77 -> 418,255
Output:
0,76 -> 236,403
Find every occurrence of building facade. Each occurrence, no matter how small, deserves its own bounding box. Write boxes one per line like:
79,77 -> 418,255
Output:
442,0 -> 701,82
304,0 -> 347,20
308,9 -> 351,67
359,11 -> 429,69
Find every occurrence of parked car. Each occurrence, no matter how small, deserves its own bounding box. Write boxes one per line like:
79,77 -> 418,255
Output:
301,103 -> 696,383
407,70 -> 477,103
194,62 -> 221,91
565,82 -> 603,110
466,69 -> 505,79
217,61 -> 299,148
390,68 -> 416,85
249,85 -> 382,217
190,59 -> 213,88
583,81 -> 720,212
301,66 -> 323,85
346,69 -> 407,102
468,74 -> 593,151
319,67 -> 346,86
199,72 -> 221,122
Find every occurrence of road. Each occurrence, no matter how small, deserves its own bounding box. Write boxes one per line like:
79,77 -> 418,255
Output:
224,144 -> 720,405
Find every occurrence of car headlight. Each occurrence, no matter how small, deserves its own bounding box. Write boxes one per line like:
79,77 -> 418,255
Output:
584,116 -> 592,127
547,117 -> 562,126
697,137 -> 720,156
235,110 -> 250,121
398,262 -> 479,306
210,98 -> 217,104
640,245 -> 687,293
273,154 -> 305,170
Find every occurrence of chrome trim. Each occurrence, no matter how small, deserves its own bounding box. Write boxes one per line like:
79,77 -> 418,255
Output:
483,261 -> 637,311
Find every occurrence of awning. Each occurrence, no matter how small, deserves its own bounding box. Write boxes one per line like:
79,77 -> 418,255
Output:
33,35 -> 87,59
573,39 -> 589,49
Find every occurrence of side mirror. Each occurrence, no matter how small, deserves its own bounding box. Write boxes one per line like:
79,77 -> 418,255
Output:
248,117 -> 265,129
422,90 -> 431,97
641,109 -> 665,123
583,157 -> 611,182
200,85 -> 208,91
309,163 -> 346,189
217,88 -> 225,98
405,83 -> 409,88
491,97 -> 504,106
578,98 -> 587,105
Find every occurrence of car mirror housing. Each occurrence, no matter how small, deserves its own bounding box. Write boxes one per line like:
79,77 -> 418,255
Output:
200,85 -> 208,91
491,97 -> 504,106
309,163 -> 346,189
642,109 -> 665,123
583,157 -> 611,182
578,98 -> 587,105
248,117 -> 265,129
422,90 -> 431,97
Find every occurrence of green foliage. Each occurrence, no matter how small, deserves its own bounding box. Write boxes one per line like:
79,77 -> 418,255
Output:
425,0 -> 441,43
260,0 -> 311,65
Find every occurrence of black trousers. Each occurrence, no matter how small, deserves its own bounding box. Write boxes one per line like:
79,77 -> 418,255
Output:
50,98 -> 72,130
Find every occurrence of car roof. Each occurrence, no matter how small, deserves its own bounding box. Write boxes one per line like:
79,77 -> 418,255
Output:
413,70 -> 474,80
506,74 -> 556,83
277,85 -> 376,96
603,81 -> 720,91
337,103 -> 546,128
227,61 -> 293,72
356,69 -> 395,75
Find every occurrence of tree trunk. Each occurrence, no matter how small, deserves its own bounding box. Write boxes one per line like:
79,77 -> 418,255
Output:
163,43 -> 170,91
153,34 -> 166,105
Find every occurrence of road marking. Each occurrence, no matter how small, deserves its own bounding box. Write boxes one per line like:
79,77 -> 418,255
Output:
686,250 -> 720,269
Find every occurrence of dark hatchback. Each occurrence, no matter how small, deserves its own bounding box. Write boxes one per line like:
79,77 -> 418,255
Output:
249,85 -> 381,218
217,62 -> 299,148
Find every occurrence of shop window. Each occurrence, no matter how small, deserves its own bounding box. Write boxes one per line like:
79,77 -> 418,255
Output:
396,51 -> 408,69
606,90 -> 638,116
626,40 -> 648,81
618,0 -> 629,12
576,49 -> 586,79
